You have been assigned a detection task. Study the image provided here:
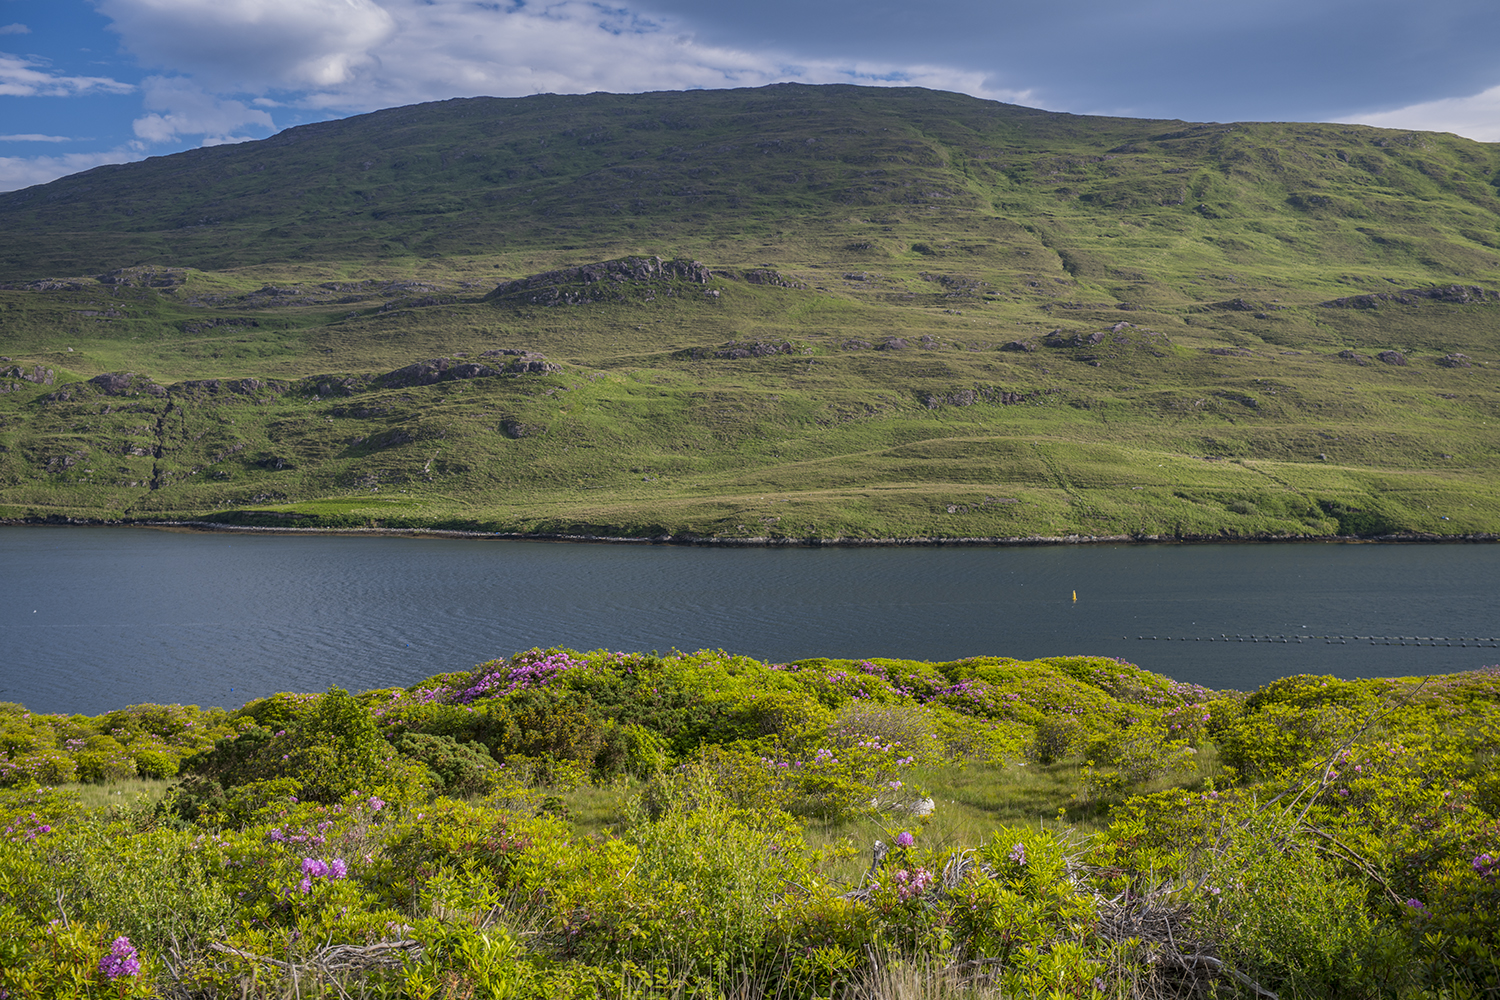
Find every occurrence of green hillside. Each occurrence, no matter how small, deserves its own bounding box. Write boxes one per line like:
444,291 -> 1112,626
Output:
1,83 -> 1498,538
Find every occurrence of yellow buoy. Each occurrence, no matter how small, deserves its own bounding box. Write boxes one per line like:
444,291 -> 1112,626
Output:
1072,590 -> 1077,603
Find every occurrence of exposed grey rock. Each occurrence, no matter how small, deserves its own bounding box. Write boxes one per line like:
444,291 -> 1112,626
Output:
709,341 -> 793,359
85,372 -> 167,397
1377,350 -> 1407,366
1337,350 -> 1369,365
1000,340 -> 1036,352
1320,285 -> 1497,308
0,364 -> 55,391
1438,353 -> 1472,368
923,387 -> 1051,409
500,419 -> 538,438
731,268 -> 804,288
376,354 -> 559,388
172,377 -> 287,399
487,255 -> 714,305
96,267 -> 185,288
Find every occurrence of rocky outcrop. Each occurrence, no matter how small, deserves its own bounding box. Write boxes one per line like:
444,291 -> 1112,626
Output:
1044,329 -> 1107,348
1377,350 -> 1407,366
1438,353 -> 1473,368
375,353 -> 559,388
923,386 -> 1058,409
172,378 -> 289,400
486,256 -> 712,305
726,268 -> 804,289
688,341 -> 797,360
499,419 -> 541,439
0,364 -> 55,393
1319,285 -> 1497,309
44,372 -> 168,402
1337,350 -> 1368,365
96,267 -> 185,289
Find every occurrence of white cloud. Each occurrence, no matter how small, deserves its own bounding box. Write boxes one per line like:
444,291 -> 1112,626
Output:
0,149 -> 142,192
96,0 -> 397,91
0,134 -> 72,142
0,24 -> 31,35
94,0 -> 1027,114
0,52 -> 133,97
1341,85 -> 1500,143
130,75 -> 275,144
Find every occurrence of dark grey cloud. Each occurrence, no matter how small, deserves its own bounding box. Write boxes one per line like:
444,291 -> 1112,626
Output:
636,0 -> 1500,122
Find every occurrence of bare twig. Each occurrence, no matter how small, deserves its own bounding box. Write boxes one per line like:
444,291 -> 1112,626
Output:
1167,953 -> 1279,1000
1276,678 -> 1429,847
1305,827 -> 1405,907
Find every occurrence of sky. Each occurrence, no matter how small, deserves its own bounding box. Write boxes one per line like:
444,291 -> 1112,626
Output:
1,0 -> 1498,193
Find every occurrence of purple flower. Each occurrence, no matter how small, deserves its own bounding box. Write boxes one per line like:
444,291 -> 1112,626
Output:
301,858 -> 329,879
330,858 -> 348,879
1473,853 -> 1495,876
98,936 -> 140,979
895,831 -> 914,848
1405,898 -> 1428,912
1009,842 -> 1027,866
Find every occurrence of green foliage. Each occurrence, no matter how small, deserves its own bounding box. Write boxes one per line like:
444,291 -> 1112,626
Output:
168,687 -> 423,824
389,732 -> 500,795
1,652 -> 1499,997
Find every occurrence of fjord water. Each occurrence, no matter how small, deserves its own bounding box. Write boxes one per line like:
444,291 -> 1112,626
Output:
3,526 -> 1497,715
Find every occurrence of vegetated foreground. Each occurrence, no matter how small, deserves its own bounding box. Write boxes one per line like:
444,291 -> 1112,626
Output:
2,84 -> 1499,540
1,647 -> 1497,997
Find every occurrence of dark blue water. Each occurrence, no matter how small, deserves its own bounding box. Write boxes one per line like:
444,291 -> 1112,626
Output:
2,526 -> 1496,715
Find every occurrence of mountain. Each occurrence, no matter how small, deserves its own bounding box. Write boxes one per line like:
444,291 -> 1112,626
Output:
1,84 -> 1497,540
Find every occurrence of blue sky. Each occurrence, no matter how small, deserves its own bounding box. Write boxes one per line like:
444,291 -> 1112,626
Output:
2,0 -> 1498,192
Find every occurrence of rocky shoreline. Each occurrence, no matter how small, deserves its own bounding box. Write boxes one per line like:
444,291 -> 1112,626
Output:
2,515 -> 1496,546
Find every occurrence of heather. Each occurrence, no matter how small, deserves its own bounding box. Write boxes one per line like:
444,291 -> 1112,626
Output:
0,648 -> 1497,997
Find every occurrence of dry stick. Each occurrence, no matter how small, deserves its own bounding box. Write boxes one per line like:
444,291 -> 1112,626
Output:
1171,953 -> 1280,1000
210,942 -> 293,970
1305,827 -> 1407,907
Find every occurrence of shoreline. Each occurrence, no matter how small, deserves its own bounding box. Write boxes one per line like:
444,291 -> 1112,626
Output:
2,515 -> 1497,546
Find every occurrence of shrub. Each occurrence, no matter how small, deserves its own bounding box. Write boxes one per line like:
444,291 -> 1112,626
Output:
391,732 -> 499,795
1029,715 -> 1086,764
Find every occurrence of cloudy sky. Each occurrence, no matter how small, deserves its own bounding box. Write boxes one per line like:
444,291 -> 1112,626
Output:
1,0 -> 1498,192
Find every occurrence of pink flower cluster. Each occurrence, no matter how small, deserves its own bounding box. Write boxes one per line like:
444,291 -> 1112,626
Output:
892,867 -> 935,902
457,651 -> 586,702
2,812 -> 53,842
98,936 -> 140,979
299,856 -> 348,894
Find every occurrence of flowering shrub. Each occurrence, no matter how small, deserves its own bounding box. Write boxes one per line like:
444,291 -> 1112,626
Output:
98,935 -> 140,979
2,653 -> 1499,998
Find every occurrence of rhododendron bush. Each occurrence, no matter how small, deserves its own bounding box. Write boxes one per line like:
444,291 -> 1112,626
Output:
0,650 -> 1495,997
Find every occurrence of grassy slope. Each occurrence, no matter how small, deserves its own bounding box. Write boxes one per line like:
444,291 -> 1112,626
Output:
1,84 -> 1498,539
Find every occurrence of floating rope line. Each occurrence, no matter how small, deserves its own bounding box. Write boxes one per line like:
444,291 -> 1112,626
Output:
1135,635 -> 1500,647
